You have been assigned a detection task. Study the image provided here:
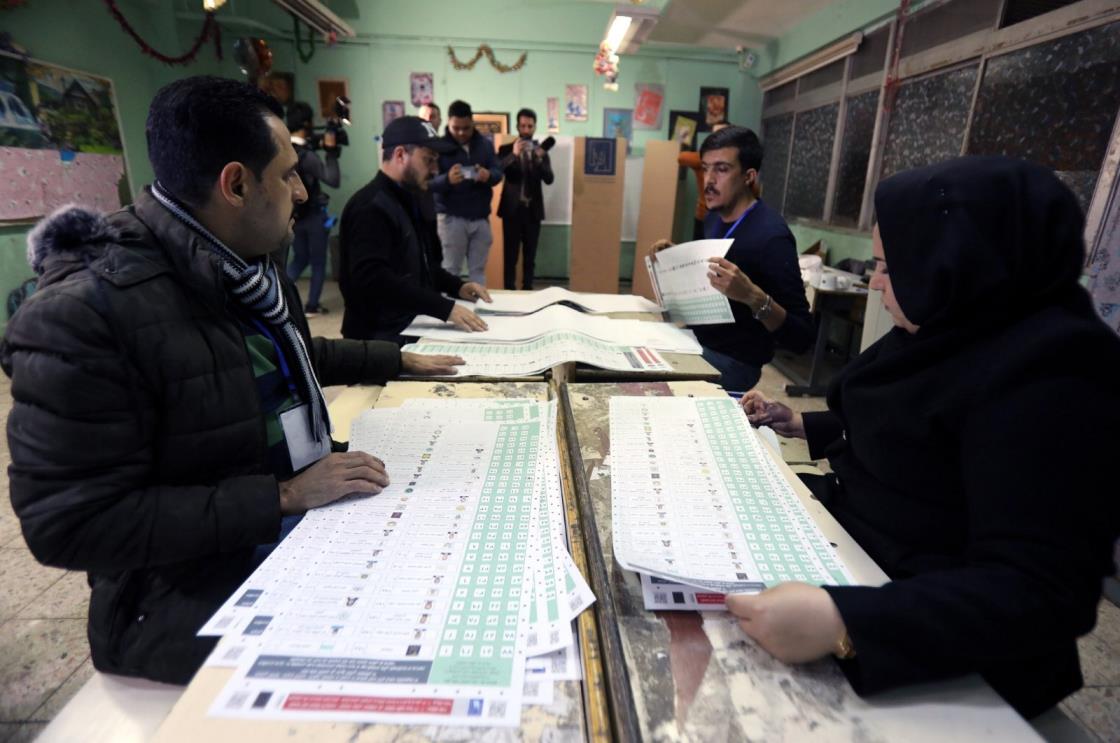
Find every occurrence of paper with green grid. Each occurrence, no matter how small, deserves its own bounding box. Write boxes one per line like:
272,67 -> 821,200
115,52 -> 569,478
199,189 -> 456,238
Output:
403,331 -> 671,377
646,238 -> 735,325
609,396 -> 853,593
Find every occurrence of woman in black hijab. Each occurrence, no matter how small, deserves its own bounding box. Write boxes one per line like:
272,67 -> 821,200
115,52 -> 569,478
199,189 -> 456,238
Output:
729,156 -> 1120,718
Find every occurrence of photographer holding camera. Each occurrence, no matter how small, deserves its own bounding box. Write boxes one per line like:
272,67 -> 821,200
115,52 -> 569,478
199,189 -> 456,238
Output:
429,99 -> 503,286
497,108 -> 554,290
283,101 -> 340,314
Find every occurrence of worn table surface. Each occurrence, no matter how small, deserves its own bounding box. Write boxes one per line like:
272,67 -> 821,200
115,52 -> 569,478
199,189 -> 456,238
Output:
562,381 -> 1040,743
151,381 -> 588,743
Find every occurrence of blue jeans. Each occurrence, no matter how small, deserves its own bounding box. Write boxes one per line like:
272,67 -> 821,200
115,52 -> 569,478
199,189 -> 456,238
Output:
702,345 -> 762,393
438,214 -> 492,285
287,214 -> 329,308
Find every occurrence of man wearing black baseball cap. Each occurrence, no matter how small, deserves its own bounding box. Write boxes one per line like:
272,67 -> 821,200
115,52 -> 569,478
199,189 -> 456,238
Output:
339,116 -> 492,342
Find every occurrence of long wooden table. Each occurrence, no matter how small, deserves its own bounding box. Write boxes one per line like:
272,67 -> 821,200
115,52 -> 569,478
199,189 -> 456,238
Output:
561,380 -> 1040,742
151,382 -> 596,743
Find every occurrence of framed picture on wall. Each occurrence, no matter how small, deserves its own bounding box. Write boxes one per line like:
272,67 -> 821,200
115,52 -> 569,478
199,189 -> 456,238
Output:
382,100 -> 405,129
698,87 -> 729,131
668,110 -> 699,150
473,112 -> 509,143
317,78 -> 349,119
603,107 -> 633,153
565,84 -> 588,122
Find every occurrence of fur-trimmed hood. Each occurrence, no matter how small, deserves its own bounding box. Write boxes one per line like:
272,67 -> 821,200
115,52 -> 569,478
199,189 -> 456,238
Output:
26,204 -> 122,284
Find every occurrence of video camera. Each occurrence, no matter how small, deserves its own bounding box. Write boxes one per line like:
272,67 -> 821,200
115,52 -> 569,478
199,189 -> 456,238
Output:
303,96 -> 352,151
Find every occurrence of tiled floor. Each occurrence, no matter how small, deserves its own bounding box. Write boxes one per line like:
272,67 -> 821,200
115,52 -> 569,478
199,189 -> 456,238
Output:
0,278 -> 1117,742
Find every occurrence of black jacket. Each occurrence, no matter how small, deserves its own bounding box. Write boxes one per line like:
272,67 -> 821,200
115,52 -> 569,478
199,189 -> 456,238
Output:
429,130 -> 503,220
339,171 -> 464,341
496,140 -> 554,222
2,190 -> 402,684
807,157 -> 1120,718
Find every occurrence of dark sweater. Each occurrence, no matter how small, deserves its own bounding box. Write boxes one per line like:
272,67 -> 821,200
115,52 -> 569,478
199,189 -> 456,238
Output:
698,200 -> 813,365
339,171 -> 464,341
429,130 -> 503,220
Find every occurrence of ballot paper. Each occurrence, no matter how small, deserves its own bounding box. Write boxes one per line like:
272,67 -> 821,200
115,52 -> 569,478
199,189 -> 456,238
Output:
479,286 -> 662,315
403,332 -> 671,377
403,303 -> 702,355
610,396 -> 853,594
646,239 -> 735,325
206,401 -> 548,726
204,398 -> 595,726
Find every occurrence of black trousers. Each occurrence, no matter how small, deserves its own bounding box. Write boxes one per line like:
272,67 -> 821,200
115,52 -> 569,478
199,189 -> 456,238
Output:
502,208 -> 542,290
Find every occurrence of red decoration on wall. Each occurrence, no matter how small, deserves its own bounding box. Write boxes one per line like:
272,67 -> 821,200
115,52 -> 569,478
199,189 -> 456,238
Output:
102,0 -> 222,66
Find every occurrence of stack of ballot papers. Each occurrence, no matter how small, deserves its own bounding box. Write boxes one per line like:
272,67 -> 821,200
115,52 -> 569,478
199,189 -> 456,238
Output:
477,286 -> 662,315
198,398 -> 595,727
645,239 -> 735,326
403,331 -> 671,377
608,396 -> 853,610
403,303 -> 703,355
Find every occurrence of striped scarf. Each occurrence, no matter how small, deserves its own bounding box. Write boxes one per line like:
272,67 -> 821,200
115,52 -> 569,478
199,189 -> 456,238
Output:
151,183 -> 330,443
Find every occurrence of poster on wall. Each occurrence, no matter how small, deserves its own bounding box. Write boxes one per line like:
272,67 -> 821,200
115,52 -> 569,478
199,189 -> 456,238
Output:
564,84 -> 588,122
603,108 -> 633,153
633,83 -> 664,130
546,97 -> 560,133
473,111 -> 509,144
409,72 -> 433,107
584,137 -> 616,177
698,87 -> 729,131
668,110 -> 698,150
0,51 -> 127,222
382,100 -> 405,129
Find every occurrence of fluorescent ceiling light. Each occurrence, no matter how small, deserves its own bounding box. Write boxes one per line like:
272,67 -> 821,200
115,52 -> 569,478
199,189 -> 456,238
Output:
272,0 -> 356,38
603,4 -> 660,55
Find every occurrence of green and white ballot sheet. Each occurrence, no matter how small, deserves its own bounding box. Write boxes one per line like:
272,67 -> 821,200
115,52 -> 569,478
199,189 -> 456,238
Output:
610,396 -> 854,598
199,398 -> 593,727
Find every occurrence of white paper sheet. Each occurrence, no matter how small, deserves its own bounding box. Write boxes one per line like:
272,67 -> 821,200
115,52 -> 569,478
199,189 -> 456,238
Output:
609,396 -> 854,593
478,287 -> 661,315
403,331 -> 671,377
403,304 -> 702,355
206,400 -> 555,727
647,239 -> 735,325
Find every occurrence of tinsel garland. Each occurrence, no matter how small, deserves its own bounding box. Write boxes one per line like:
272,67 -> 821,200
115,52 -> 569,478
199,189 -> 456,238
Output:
447,44 -> 527,73
103,0 -> 221,66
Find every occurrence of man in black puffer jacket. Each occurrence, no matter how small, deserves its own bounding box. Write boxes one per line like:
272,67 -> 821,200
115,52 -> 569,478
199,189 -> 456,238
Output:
1,76 -> 462,685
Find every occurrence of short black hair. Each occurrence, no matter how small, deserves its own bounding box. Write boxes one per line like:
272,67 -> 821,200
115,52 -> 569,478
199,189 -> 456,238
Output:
286,101 -> 314,133
425,102 -> 440,112
516,108 -> 537,123
700,125 -> 763,173
146,76 -> 284,207
447,100 -> 472,119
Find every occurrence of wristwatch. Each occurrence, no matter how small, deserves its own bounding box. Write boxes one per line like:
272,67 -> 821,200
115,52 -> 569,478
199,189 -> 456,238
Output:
835,630 -> 856,660
753,294 -> 773,321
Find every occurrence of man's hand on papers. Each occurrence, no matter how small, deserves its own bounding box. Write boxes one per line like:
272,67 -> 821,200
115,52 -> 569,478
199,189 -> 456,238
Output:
448,304 -> 489,332
459,282 -> 492,303
279,452 -> 390,515
740,391 -> 805,439
725,582 -> 847,664
708,256 -> 762,306
402,352 -> 465,376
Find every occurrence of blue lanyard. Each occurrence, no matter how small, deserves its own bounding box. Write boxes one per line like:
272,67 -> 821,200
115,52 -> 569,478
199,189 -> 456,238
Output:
249,318 -> 300,399
723,200 -> 758,239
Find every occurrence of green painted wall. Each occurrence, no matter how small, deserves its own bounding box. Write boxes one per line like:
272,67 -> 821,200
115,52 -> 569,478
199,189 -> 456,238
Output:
787,221 -> 873,268
1,0 -> 760,309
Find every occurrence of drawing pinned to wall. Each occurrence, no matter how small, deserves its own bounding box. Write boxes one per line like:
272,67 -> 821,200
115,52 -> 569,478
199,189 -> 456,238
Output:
584,137 -> 616,177
698,87 -> 729,131
409,72 -> 433,107
546,97 -> 560,133
603,108 -> 633,153
0,51 -> 127,222
668,110 -> 698,150
473,111 -> 509,144
633,83 -> 664,130
382,100 -> 405,129
565,84 -> 588,122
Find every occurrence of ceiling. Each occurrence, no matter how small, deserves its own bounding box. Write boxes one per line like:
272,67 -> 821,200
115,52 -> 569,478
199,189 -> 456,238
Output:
642,0 -> 837,50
